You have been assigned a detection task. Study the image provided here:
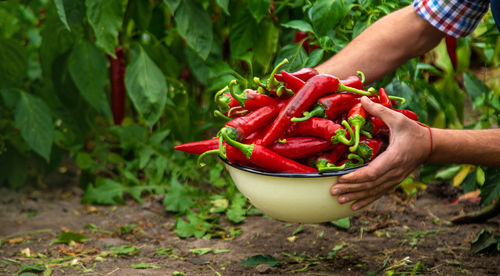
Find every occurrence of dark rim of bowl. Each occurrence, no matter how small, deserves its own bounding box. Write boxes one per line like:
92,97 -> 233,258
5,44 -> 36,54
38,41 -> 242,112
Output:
220,157 -> 366,178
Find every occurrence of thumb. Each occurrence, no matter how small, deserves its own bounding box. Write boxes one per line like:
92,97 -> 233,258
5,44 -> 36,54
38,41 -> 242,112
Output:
360,96 -> 399,122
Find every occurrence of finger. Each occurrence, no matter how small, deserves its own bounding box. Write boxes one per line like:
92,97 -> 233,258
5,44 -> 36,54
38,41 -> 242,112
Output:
351,192 -> 387,210
338,148 -> 397,183
360,96 -> 403,123
334,172 -> 401,202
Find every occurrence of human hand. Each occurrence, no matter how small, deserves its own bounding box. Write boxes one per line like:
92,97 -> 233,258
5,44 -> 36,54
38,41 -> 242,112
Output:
331,96 -> 432,210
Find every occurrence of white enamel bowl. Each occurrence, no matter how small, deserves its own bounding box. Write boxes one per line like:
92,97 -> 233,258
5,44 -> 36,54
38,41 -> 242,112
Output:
221,158 -> 364,223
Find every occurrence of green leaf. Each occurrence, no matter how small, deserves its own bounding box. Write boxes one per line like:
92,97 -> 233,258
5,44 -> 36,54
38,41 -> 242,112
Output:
163,0 -> 180,14
125,46 -> 167,126
174,0 -> 213,60
470,228 -> 500,254
230,8 -> 258,59
163,177 -> 194,213
275,43 -> 308,73
248,0 -> 270,23
52,231 -> 87,245
330,217 -> 350,230
305,49 -> 324,68
281,20 -> 314,33
308,0 -> 347,36
15,92 -> 53,161
110,124 -> 148,150
75,152 -> 95,170
131,263 -> 161,269
54,0 -> 85,30
68,40 -> 111,117
175,213 -> 211,238
226,193 -> 246,223
463,72 -> 490,109
254,20 -> 279,71
435,165 -> 461,180
86,0 -> 127,56
81,178 -> 125,205
0,38 -> 27,87
239,254 -> 284,267
189,248 -> 212,256
462,170 -> 477,193
216,0 -> 230,15
480,167 -> 500,206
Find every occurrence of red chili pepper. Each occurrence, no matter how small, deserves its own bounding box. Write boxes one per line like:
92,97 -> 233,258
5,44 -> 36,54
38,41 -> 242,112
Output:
261,74 -> 373,146
315,144 -> 349,171
292,93 -> 361,122
286,118 -> 352,145
107,47 -> 126,125
366,109 -> 418,136
378,88 -> 392,108
357,137 -> 385,161
267,59 -> 289,91
215,85 -> 279,113
221,128 -> 318,173
174,137 -> 219,155
268,137 -> 333,160
346,102 -> 367,152
393,109 -> 418,121
340,72 -> 365,90
280,70 -> 305,94
224,102 -> 284,141
274,67 -> 319,82
445,35 -> 458,71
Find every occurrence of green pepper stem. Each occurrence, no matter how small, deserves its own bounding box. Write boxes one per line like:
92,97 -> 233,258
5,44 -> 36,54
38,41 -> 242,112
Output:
338,83 -> 374,96
253,77 -> 268,91
218,135 -> 226,159
388,95 -> 406,104
221,128 -> 253,159
318,163 -> 346,172
267,58 -> 289,90
348,116 -> 366,152
214,110 -> 231,121
360,130 -> 372,138
276,85 -> 294,97
215,86 -> 230,112
356,71 -> 365,83
347,153 -> 364,164
291,106 -> 325,122
228,80 -> 246,107
197,149 -> 221,167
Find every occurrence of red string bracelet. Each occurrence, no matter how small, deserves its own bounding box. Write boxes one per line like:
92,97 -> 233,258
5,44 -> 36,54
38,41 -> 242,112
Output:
417,122 -> 433,164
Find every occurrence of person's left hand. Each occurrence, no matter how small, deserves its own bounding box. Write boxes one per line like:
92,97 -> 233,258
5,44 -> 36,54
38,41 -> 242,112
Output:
331,96 -> 432,210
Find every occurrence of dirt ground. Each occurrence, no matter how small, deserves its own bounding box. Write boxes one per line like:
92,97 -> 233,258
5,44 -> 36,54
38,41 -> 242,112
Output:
1,171 -> 499,276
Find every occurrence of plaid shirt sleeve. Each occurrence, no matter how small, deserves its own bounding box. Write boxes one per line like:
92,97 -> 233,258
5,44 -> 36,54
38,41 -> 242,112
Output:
413,0 -> 490,37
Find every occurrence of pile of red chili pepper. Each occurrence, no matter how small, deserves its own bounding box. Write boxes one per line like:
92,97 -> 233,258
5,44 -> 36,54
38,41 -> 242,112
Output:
174,59 -> 418,174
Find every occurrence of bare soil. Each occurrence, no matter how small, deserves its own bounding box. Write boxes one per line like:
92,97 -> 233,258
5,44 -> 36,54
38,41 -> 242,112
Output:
1,172 -> 499,276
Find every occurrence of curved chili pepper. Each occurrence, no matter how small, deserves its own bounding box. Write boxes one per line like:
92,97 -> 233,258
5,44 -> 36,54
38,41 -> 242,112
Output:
445,35 -> 458,71
261,74 -> 373,146
346,102 -> 367,152
286,118 -> 353,145
340,74 -> 364,90
108,47 -> 126,125
274,67 -> 319,82
378,88 -> 392,108
357,137 -> 385,161
292,93 -> 361,122
174,137 -> 219,155
268,137 -> 333,160
280,70 -> 305,94
216,87 -> 280,114
224,102 -> 284,141
221,128 -> 318,173
393,109 -> 418,121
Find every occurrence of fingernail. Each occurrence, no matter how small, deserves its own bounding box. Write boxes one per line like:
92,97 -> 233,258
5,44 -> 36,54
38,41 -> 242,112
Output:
331,188 -> 340,195
338,196 -> 347,203
352,204 -> 359,211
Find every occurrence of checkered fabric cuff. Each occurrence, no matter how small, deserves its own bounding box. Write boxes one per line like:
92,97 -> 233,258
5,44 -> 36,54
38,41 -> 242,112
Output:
413,0 -> 490,37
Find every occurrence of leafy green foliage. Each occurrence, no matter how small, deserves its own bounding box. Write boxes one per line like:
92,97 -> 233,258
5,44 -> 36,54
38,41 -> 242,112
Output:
470,228 -> 500,254
51,231 -> 87,245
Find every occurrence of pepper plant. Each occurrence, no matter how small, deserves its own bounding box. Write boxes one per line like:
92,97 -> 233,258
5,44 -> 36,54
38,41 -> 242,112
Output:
0,0 -> 499,237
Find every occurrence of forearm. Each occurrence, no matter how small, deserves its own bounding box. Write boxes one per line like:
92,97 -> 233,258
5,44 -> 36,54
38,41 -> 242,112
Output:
429,128 -> 500,167
315,5 -> 445,83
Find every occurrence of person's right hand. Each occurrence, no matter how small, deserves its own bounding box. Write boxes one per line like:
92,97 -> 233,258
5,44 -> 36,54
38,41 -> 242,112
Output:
331,96 -> 432,210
